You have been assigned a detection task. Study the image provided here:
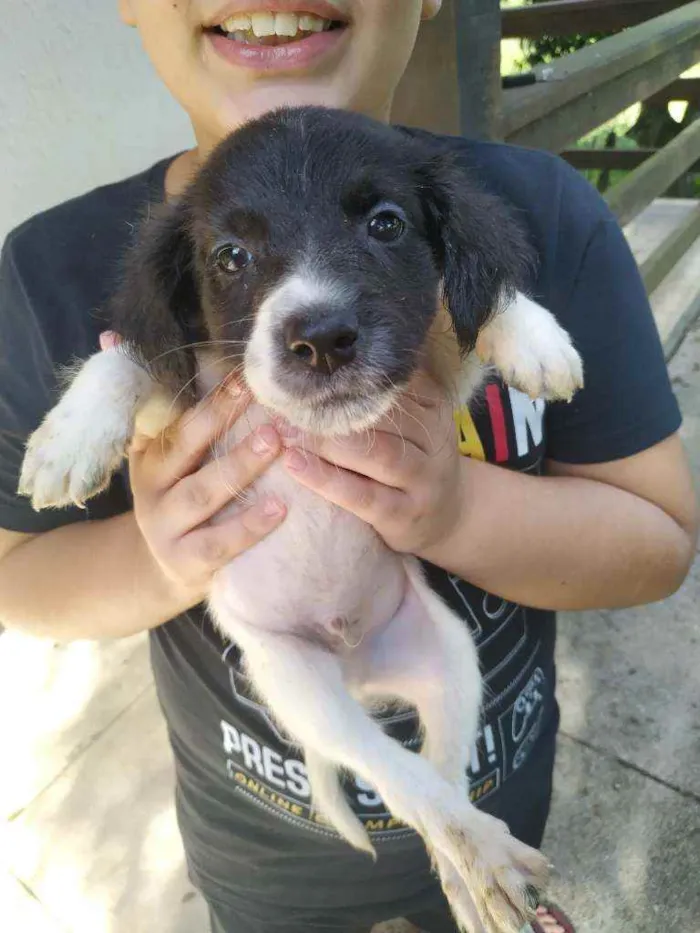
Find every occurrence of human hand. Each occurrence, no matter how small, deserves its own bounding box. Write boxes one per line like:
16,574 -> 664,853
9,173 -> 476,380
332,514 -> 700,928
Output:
281,372 -> 466,556
130,385 -> 286,606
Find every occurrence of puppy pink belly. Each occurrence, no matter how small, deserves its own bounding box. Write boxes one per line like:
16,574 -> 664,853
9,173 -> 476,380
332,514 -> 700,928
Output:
208,513 -> 406,643
205,420 -> 406,642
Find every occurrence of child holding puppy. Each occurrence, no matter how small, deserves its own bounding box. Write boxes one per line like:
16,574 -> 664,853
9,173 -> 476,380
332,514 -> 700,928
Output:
0,3 -> 697,932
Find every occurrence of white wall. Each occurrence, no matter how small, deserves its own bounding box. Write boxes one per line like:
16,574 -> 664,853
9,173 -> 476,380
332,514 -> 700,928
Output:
0,1 -> 194,244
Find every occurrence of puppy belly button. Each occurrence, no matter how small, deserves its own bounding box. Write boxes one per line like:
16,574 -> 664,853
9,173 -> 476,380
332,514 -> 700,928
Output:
326,616 -> 364,649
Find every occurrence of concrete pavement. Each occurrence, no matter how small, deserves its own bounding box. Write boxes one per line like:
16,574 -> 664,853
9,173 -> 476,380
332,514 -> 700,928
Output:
541,319 -> 700,932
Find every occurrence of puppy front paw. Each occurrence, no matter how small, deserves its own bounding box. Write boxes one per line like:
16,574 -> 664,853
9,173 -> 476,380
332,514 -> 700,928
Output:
477,294 -> 584,402
19,402 -> 132,510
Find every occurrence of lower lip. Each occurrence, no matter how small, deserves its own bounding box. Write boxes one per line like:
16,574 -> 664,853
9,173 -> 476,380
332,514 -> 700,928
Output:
207,27 -> 348,72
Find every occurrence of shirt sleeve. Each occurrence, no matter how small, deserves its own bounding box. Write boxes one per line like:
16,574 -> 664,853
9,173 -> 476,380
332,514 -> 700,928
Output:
544,196 -> 682,464
0,235 -> 90,533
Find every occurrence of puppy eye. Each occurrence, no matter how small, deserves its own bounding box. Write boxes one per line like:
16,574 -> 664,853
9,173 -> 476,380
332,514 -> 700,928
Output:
216,245 -> 254,273
367,208 -> 406,243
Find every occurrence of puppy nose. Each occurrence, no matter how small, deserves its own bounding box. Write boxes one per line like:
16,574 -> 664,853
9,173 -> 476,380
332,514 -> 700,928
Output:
284,315 -> 358,375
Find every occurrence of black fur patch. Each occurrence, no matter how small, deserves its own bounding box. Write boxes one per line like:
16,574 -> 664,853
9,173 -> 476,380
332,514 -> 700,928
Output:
109,106 -> 534,406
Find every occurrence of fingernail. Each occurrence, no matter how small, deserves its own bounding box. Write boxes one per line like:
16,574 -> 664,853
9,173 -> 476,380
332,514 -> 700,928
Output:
99,330 -> 118,351
261,495 -> 285,517
251,426 -> 277,456
270,416 -> 300,440
285,449 -> 307,472
226,379 -> 244,399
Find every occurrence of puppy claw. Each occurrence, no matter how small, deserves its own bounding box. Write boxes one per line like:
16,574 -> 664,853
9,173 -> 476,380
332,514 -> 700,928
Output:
425,810 -> 549,933
507,346 -> 584,403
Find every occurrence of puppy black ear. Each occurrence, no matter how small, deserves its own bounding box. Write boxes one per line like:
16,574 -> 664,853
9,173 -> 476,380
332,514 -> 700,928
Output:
110,198 -> 201,403
419,155 -> 535,352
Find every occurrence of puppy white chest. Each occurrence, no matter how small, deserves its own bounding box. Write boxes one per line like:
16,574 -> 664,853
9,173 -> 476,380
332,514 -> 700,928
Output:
208,404 -> 405,644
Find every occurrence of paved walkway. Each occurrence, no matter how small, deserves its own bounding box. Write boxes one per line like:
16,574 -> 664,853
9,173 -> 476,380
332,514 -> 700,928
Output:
1,321 -> 698,933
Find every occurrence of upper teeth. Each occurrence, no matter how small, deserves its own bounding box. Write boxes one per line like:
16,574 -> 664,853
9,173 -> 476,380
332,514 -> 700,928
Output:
221,12 -> 330,37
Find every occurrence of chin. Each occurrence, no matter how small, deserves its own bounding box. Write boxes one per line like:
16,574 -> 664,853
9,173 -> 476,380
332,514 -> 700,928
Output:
216,82 -> 351,130
244,362 -> 400,438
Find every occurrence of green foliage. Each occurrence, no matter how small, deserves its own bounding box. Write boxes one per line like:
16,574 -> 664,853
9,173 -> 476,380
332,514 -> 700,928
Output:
521,32 -> 607,69
574,132 -> 639,192
515,0 -> 610,69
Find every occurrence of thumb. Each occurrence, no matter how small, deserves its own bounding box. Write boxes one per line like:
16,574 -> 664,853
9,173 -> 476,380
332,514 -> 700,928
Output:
99,330 -> 123,352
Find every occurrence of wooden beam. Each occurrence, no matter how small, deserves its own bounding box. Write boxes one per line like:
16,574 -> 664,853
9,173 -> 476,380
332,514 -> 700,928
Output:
392,0 -> 459,135
562,146 -> 700,171
562,147 -> 658,169
502,2 -> 700,151
605,116 -> 700,225
455,0 -> 502,139
392,0 -> 501,139
647,76 -> 700,105
501,0 -> 692,39
639,203 -> 700,292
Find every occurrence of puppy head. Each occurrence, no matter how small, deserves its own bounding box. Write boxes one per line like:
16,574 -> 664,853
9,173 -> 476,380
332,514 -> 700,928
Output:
113,107 -> 532,435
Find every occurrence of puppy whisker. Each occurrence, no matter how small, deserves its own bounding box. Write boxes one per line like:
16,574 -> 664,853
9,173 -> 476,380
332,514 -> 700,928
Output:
144,338 -> 247,367
209,314 -> 259,334
161,353 -> 244,464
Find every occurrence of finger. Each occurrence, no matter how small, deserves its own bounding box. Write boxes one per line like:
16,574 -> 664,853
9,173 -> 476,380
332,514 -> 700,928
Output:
387,373 -> 453,447
99,330 -> 122,351
132,384 -> 253,491
403,368 -> 444,405
163,424 -> 282,537
282,429 -> 420,491
181,495 -> 287,574
284,447 -> 403,524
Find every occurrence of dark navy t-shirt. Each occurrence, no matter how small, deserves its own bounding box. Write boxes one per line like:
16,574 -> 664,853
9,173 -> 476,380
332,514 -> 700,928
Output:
0,130 -> 681,923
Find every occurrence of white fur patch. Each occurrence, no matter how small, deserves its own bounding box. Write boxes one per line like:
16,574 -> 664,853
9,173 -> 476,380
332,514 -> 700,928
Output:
18,348 -> 166,509
245,272 -> 341,410
476,291 -> 584,401
220,559 -> 548,933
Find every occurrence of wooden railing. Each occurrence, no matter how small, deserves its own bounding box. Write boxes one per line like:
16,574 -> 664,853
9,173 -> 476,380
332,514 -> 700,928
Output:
501,0 -> 700,343
500,2 -> 700,229
501,3 -> 700,152
501,0 -> 692,39
394,0 -> 700,343
395,2 -> 700,226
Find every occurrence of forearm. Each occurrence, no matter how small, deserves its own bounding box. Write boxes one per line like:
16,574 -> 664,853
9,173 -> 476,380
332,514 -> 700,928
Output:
0,512 -> 197,641
421,458 -> 696,611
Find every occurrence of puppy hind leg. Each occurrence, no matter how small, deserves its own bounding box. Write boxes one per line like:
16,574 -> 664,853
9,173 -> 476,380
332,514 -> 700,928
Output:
304,749 -> 375,857
407,568 -> 548,933
354,561 -> 547,933
405,581 -> 486,932
407,567 -> 480,790
354,562 -> 482,932
230,622 -> 478,845
356,559 -> 480,789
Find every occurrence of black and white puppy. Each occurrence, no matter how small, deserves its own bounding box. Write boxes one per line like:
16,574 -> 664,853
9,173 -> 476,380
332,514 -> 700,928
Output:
20,107 -> 583,933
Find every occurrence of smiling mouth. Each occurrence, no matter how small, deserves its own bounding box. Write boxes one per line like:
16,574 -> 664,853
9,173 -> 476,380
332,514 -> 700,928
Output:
208,11 -> 347,46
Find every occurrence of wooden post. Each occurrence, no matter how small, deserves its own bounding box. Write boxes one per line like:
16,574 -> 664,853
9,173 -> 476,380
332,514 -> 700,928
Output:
456,0 -> 503,139
392,0 -> 461,135
392,0 -> 502,140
